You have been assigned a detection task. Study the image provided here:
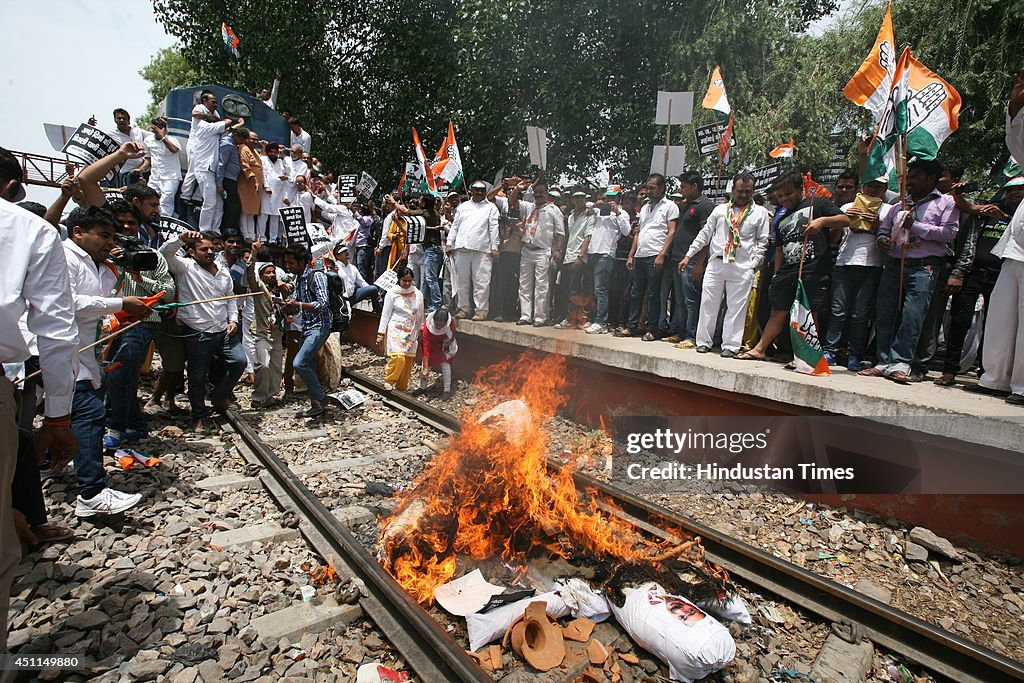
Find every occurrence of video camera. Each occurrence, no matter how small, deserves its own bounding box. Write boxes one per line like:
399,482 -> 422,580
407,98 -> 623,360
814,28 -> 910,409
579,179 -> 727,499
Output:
113,234 -> 158,271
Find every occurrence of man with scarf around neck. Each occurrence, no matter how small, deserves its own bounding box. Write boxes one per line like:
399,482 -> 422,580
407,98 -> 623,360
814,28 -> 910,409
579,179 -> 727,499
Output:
680,173 -> 770,357
376,267 -> 425,392
246,239 -> 293,409
282,244 -> 333,418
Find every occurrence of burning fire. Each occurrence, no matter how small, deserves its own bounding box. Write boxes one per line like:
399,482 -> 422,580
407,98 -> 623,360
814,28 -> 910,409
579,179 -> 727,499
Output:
380,354 -> 702,604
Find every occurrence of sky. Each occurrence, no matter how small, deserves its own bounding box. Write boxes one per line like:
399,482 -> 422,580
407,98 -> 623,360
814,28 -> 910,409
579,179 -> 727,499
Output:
0,0 -> 174,204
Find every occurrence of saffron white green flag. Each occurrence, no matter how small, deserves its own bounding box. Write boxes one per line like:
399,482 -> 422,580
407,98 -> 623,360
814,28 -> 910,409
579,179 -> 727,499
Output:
863,47 -> 961,182
843,2 -> 896,125
790,280 -> 830,376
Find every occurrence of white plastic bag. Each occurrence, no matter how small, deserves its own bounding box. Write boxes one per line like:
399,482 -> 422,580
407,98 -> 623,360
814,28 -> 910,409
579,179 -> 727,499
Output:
696,593 -> 752,626
466,591 -> 570,652
609,582 -> 735,683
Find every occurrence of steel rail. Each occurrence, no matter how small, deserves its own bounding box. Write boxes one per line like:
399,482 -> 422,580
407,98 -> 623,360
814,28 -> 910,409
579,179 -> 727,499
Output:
342,366 -> 1024,683
223,408 -> 490,683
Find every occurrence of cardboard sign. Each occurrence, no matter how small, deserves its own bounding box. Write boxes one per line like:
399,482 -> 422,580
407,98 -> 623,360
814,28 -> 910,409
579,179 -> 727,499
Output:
819,133 -> 852,185
280,206 -> 310,248
157,216 -> 192,243
695,121 -> 729,157
374,267 -> 398,291
103,189 -> 125,205
650,146 -> 687,176
702,174 -> 731,202
654,91 -> 694,126
355,171 -> 378,199
336,174 -> 359,203
750,162 -> 784,193
526,126 -> 547,169
404,215 -> 427,245
61,123 -> 122,181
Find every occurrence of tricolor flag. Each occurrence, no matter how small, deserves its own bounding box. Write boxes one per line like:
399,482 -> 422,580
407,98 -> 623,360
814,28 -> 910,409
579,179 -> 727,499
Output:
790,280 -> 831,376
843,2 -> 896,125
702,66 -> 731,115
802,173 -> 832,199
221,23 -> 240,59
431,120 -> 464,186
863,47 -> 961,181
411,128 -> 438,195
717,114 -> 735,166
769,139 -> 796,159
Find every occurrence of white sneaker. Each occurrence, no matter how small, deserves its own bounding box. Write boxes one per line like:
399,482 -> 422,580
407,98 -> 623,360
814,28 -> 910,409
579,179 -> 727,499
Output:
585,323 -> 607,334
554,319 -> 572,329
75,488 -> 143,517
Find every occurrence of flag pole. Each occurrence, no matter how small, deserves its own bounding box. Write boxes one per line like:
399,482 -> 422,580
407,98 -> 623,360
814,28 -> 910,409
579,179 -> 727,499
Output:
663,100 -> 672,176
15,320 -> 146,385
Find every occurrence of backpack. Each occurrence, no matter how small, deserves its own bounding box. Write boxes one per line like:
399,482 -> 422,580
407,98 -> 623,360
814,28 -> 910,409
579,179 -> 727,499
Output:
325,271 -> 350,333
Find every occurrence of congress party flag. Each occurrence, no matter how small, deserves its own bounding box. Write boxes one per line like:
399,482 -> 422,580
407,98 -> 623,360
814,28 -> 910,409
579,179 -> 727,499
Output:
702,66 -> 731,115
863,47 -> 961,181
802,173 -> 832,199
790,280 -> 831,376
769,139 -> 796,159
717,114 -> 735,166
411,127 -> 438,195
221,23 -> 240,59
432,120 -> 464,186
843,2 -> 896,124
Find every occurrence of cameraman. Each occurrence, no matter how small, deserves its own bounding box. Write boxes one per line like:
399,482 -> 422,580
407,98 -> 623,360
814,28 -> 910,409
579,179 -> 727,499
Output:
63,206 -> 150,517
104,200 -> 175,448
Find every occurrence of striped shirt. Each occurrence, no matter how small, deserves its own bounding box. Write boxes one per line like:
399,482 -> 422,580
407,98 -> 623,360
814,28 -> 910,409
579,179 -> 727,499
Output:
296,267 -> 332,332
118,251 -> 176,324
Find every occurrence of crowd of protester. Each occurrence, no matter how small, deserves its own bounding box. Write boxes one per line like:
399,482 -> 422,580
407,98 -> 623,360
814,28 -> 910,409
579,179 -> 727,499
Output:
0,72 -> 1023,655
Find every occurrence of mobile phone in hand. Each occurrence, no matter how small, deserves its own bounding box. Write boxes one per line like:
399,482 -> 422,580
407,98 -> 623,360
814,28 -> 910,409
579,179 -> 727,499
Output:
955,181 -> 980,195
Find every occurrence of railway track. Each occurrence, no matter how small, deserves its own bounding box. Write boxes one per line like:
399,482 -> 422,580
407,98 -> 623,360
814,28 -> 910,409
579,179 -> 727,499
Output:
221,367 -> 1024,683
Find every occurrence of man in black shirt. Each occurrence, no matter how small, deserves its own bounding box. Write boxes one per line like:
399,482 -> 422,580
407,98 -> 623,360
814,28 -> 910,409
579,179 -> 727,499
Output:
935,177 -> 1023,385
660,171 -> 716,345
738,172 -> 849,361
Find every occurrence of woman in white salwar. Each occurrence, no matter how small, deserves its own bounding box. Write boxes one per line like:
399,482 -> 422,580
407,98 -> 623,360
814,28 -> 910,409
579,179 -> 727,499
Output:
376,267 -> 424,391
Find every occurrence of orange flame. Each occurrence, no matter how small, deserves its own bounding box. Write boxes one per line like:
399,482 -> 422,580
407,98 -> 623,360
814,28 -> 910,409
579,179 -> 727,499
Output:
380,354 -> 690,603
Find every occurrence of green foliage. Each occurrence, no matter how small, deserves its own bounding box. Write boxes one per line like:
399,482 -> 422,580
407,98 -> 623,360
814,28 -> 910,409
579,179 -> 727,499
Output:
138,46 -> 202,126
142,0 -> 1020,191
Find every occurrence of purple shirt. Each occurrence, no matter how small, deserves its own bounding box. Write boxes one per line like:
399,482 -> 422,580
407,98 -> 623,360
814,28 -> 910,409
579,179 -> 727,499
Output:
353,215 -> 373,248
877,190 -> 959,260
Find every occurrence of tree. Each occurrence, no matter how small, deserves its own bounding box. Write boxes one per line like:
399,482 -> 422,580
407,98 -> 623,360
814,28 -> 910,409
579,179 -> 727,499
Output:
138,46 -> 203,126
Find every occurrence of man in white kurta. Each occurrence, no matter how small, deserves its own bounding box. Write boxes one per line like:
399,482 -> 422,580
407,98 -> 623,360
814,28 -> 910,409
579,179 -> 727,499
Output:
681,174 -> 769,356
978,70 -> 1024,404
260,143 -> 290,243
516,183 -> 565,326
188,109 -> 233,231
445,180 -> 499,320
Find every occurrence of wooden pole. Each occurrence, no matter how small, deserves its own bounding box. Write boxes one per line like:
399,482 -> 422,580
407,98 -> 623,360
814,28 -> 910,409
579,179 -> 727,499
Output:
157,291 -> 264,309
15,319 -> 145,385
663,100 -> 673,176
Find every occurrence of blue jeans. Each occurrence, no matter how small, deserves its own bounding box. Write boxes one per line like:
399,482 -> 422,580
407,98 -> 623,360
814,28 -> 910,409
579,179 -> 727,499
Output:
662,259 -> 701,341
355,246 -> 374,283
627,256 -> 664,333
182,326 -> 247,421
873,258 -> 941,375
350,285 -> 380,306
71,380 -> 107,498
294,325 -> 332,402
105,324 -> 153,434
825,266 -> 882,357
590,255 -> 614,325
423,246 -> 445,311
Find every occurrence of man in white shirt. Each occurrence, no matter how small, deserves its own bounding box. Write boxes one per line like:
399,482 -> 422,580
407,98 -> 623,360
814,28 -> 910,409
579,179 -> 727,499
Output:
445,180 -> 499,320
616,173 -> 678,340
975,70 -> 1024,405
288,144 -> 309,193
161,230 -> 246,429
0,152 -> 80,649
141,116 -> 181,218
586,187 -> 632,333
513,182 -> 565,326
289,117 -> 312,153
680,173 -> 770,356
259,69 -> 282,109
63,206 -> 149,516
186,97 -> 241,231
554,191 -> 595,329
261,143 -> 291,243
335,246 -> 380,305
108,108 -> 148,188
181,90 -> 218,202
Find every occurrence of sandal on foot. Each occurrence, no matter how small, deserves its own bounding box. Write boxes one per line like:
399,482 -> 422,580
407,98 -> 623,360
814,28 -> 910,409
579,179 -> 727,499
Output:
735,351 -> 765,361
31,524 -> 74,544
857,367 -> 884,377
934,374 -> 956,386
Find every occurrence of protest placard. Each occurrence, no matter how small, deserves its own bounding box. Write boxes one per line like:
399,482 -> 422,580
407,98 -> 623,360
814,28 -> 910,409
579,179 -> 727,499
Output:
526,126 -> 547,169
280,207 -> 310,248
336,174 -> 359,202
61,123 -> 122,181
751,162 -> 783,193
404,215 -> 427,245
157,216 -> 192,243
702,174 -> 731,202
695,121 -> 729,157
654,91 -> 694,126
650,146 -> 687,176
355,171 -> 378,198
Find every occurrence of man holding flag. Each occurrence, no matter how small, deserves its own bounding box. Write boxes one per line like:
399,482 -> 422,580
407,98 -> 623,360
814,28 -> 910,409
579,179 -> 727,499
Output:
737,171 -> 848,371
858,159 -> 958,383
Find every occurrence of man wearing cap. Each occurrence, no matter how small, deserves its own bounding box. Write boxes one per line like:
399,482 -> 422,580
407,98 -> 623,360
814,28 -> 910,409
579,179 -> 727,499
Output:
935,176 -> 1023,387
554,191 -> 595,328
445,180 -> 499,320
586,186 -> 631,333
664,171 -> 716,346
971,71 -> 1024,404
245,243 -> 292,409
616,173 -> 678,341
516,182 -> 565,326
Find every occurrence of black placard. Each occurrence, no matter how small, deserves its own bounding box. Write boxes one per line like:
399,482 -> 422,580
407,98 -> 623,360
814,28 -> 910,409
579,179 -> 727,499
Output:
157,216 -> 192,243
61,123 -> 122,181
336,174 -> 358,203
751,162 -> 784,193
702,174 -> 729,202
280,207 -> 310,248
404,215 -> 426,245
